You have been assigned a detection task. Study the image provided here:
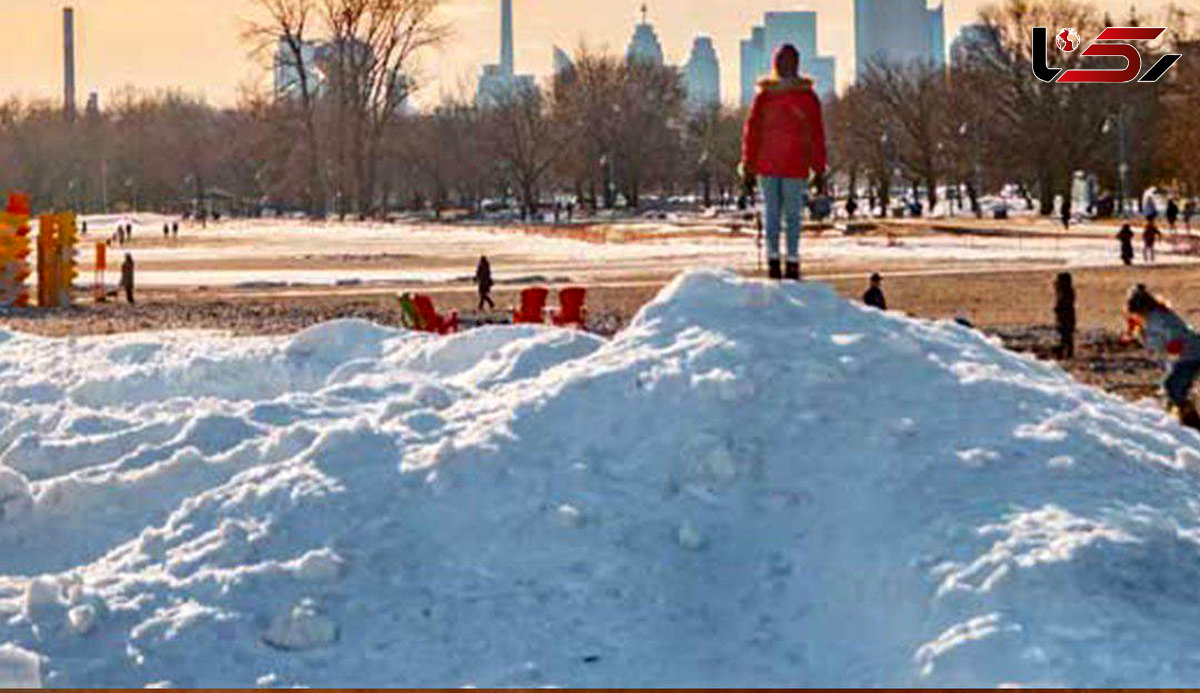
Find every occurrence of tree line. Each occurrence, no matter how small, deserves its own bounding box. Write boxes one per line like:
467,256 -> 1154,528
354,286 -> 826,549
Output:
0,0 -> 1194,220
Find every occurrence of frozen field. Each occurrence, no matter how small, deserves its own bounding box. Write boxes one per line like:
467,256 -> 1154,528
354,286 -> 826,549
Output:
69,216 -> 1199,290
3,270 -> 1200,686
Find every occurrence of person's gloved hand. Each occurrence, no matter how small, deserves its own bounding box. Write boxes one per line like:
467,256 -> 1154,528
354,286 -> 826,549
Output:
810,170 -> 828,196
737,162 -> 756,196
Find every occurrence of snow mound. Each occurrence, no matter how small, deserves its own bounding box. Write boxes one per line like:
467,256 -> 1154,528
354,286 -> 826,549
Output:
1,269 -> 1200,686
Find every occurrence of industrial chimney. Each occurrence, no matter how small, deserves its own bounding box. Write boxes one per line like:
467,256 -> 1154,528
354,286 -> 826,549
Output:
63,7 -> 76,121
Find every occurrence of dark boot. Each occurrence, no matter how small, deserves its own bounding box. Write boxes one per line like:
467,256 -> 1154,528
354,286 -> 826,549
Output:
767,259 -> 782,281
784,261 -> 801,282
1179,401 -> 1200,430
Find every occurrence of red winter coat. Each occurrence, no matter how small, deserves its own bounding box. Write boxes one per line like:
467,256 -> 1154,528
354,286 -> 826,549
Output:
742,77 -> 828,180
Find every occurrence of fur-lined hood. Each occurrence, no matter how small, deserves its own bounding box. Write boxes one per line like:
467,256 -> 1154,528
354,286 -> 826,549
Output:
756,76 -> 815,93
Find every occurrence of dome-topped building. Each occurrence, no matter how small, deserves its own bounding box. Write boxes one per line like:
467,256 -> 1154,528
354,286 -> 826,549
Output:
626,4 -> 665,66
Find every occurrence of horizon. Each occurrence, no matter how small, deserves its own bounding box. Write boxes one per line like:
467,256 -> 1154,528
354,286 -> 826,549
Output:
0,0 -> 1178,110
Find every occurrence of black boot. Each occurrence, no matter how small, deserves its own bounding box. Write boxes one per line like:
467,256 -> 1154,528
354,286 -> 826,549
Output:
767,259 -> 782,281
784,261 -> 801,282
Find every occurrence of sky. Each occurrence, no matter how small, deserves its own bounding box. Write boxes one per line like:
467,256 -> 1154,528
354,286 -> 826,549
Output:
0,0 -> 1179,109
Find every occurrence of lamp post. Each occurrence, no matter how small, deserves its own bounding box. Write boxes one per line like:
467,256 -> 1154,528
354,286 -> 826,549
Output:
880,131 -> 894,218
959,121 -> 983,219
1103,109 -> 1129,217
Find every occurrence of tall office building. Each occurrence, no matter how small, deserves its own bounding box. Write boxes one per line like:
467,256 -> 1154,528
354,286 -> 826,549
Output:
626,4 -> 665,66
949,22 -> 1000,69
63,7 -> 76,121
683,36 -> 720,111
740,12 -> 837,107
855,0 -> 945,79
477,0 -> 536,106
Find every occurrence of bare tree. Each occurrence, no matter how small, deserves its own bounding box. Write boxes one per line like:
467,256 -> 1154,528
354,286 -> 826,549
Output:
244,0 -> 326,217
489,84 -> 569,220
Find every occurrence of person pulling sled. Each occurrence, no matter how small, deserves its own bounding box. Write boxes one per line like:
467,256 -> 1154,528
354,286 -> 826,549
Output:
740,43 -> 828,282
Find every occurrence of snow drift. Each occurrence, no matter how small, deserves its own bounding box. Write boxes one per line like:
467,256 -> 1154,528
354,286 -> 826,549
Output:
2,269 -> 1200,687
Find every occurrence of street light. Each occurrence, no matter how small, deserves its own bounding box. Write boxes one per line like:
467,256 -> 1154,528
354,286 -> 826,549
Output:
1102,110 -> 1129,217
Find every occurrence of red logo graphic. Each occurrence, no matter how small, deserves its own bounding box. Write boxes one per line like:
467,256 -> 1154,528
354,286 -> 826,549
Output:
1056,27 -> 1080,52
1032,26 -> 1183,84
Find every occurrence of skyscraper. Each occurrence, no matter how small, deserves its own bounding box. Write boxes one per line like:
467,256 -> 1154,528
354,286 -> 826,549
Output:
740,12 -> 837,107
477,0 -> 535,106
855,0 -> 945,79
63,7 -> 76,121
626,4 -> 665,66
683,36 -> 720,111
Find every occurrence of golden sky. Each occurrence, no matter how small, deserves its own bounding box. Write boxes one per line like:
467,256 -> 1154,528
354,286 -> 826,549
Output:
0,0 -> 1179,109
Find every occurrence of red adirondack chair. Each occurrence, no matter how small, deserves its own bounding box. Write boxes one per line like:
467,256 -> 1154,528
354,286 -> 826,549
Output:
552,287 -> 588,328
412,294 -> 459,335
513,287 -> 549,325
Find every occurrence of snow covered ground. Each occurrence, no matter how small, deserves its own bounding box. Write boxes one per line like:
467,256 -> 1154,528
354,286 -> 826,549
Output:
67,216 -> 1197,290
3,270 -> 1200,686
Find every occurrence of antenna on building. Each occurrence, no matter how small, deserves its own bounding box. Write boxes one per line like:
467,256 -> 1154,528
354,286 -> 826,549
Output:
641,3 -> 648,24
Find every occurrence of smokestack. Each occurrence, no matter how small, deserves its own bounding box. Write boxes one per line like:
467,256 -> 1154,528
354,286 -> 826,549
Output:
500,0 -> 514,76
63,7 -> 76,121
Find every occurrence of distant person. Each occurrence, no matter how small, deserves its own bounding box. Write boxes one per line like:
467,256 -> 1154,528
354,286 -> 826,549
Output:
1145,196 -> 1159,223
1185,200 -> 1196,233
474,255 -> 495,311
1054,272 -> 1076,360
741,43 -> 828,282
80,220 -> 88,235
1167,198 -> 1180,231
566,202 -> 575,223
845,197 -> 858,220
862,273 -> 887,311
1144,220 -> 1161,264
119,253 -> 135,305
1118,224 -> 1135,266
1126,284 -> 1200,429
126,223 -> 133,241
163,223 -> 170,239
172,221 -> 179,239
1060,197 -> 1071,230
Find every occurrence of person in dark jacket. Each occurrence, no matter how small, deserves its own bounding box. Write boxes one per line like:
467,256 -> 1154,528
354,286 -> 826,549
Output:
1117,224 -> 1135,266
1144,221 -> 1161,264
163,223 -> 170,239
741,43 -> 828,282
474,256 -> 495,311
120,253 -> 135,305
863,273 -> 887,311
1054,272 -> 1076,359
1060,196 -> 1071,230
1126,284 -> 1200,428
1167,198 -> 1180,231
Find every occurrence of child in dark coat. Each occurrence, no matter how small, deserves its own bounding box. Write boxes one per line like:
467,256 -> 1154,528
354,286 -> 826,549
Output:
863,273 -> 887,311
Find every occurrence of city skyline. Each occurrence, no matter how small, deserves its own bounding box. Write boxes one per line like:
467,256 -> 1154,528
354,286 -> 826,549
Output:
0,0 -> 1177,109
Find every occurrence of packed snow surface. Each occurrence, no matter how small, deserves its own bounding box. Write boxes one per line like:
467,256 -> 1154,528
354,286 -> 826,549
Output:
3,270 -> 1200,686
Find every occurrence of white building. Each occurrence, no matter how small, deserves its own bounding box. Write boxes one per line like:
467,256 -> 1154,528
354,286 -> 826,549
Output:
626,4 -> 665,66
740,12 -> 837,107
477,0 -> 537,106
855,0 -> 945,78
683,36 -> 721,111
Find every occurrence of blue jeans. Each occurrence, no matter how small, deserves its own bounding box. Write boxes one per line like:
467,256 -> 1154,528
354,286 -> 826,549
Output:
760,177 -> 807,262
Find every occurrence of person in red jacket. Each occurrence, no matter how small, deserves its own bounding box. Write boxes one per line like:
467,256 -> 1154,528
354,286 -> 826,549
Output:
741,44 -> 828,281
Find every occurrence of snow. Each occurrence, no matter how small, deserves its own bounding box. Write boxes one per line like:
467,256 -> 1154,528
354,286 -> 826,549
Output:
2,269 -> 1200,685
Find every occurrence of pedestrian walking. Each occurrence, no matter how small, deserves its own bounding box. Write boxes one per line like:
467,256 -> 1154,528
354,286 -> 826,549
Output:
1118,224 -> 1135,266
1054,272 -> 1076,360
474,256 -> 495,311
1144,220 -> 1161,264
740,43 -> 828,282
119,253 -> 135,305
1167,198 -> 1180,231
